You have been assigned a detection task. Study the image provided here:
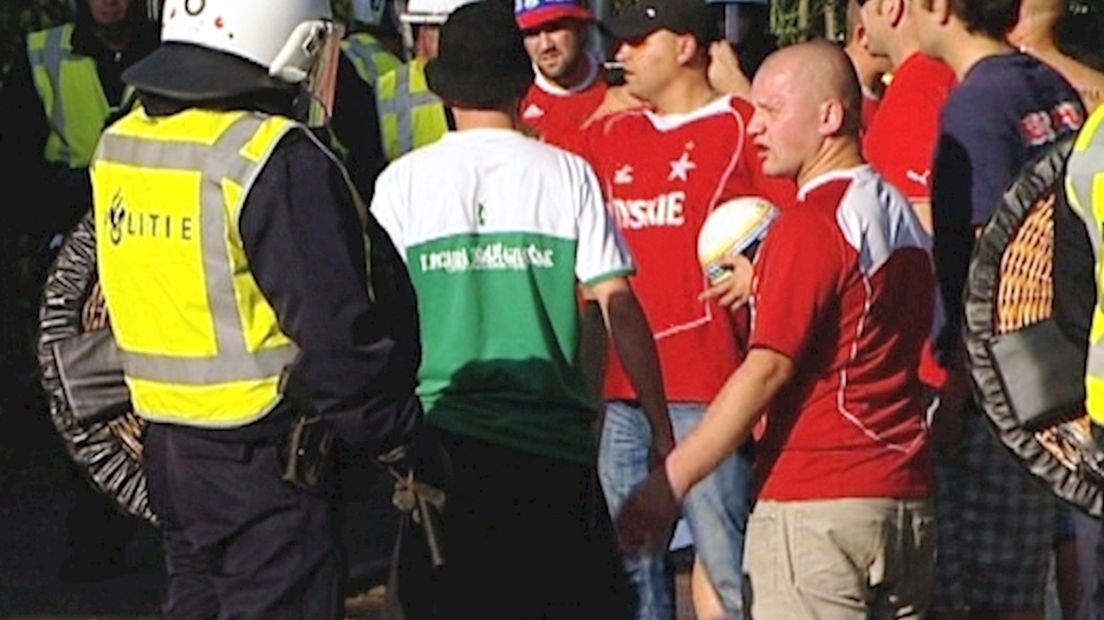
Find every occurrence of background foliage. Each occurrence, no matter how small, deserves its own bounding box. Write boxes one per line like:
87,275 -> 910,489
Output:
766,0 -> 1104,50
3,0 -> 1103,83
0,0 -> 360,85
1,0 -> 69,82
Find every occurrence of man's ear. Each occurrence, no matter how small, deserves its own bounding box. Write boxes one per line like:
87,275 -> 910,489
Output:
819,98 -> 846,136
675,33 -> 700,67
929,0 -> 952,25
886,0 -> 906,26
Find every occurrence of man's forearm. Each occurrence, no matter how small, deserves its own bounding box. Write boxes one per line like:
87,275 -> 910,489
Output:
666,348 -> 793,499
578,299 -> 609,398
602,288 -> 671,442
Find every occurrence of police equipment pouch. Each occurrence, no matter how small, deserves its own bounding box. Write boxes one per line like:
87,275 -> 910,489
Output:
52,328 -> 131,426
280,414 -> 335,492
986,319 -> 1087,431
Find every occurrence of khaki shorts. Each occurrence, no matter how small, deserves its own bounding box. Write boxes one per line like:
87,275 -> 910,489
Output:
744,497 -> 935,620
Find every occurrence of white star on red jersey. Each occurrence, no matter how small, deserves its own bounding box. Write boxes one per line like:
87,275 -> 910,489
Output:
668,151 -> 697,182
522,103 -> 545,120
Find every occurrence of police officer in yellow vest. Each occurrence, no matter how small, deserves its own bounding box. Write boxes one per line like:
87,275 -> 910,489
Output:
1067,105 -> 1104,426
376,0 -> 478,161
0,0 -> 158,236
342,0 -> 403,88
92,0 -> 424,616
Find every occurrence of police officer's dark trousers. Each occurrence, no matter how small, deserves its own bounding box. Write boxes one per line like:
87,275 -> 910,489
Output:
144,423 -> 342,620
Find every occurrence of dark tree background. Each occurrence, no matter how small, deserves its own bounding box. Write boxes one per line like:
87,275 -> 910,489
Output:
1,0 -> 70,82
0,0 -> 362,84
3,0 -> 1102,79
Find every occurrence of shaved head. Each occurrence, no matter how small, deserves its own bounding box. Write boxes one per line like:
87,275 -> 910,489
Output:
748,41 -> 866,183
758,41 -> 864,136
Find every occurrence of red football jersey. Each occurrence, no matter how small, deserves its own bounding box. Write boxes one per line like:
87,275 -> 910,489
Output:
864,53 -> 956,388
864,54 -> 956,202
749,166 -> 934,500
520,62 -> 608,152
576,95 -> 795,403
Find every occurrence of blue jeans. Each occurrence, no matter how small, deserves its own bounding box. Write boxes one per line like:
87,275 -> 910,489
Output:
598,401 -> 753,620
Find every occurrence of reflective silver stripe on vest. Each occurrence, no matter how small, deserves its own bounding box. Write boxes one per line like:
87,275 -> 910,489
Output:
377,64 -> 441,156
28,26 -> 73,164
1068,135 -> 1104,262
95,115 -> 300,385
1088,346 -> 1104,379
1068,124 -> 1104,380
343,37 -> 382,84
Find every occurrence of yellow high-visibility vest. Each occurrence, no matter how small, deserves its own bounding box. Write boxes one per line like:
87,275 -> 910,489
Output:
376,58 -> 449,161
341,32 -> 401,88
91,108 -> 312,428
1066,105 -> 1104,423
27,23 -> 125,167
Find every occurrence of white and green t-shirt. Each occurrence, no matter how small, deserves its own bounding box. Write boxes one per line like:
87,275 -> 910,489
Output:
371,128 -> 634,463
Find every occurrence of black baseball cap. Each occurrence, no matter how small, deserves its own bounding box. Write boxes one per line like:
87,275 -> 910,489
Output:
602,0 -> 718,43
425,1 -> 534,108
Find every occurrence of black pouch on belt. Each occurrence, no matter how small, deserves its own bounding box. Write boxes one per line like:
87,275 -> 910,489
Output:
280,414 -> 336,492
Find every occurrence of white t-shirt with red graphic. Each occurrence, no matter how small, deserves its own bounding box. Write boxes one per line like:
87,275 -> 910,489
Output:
749,165 -> 935,500
573,95 -> 795,403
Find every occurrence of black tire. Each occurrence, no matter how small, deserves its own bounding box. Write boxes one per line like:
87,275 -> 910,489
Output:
964,136 -> 1104,517
36,212 -> 156,524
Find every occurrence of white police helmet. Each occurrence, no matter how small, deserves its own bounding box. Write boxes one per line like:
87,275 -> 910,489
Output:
401,0 -> 479,25
124,0 -> 336,100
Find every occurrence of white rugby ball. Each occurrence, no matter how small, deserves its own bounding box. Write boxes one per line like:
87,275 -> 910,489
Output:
697,196 -> 779,284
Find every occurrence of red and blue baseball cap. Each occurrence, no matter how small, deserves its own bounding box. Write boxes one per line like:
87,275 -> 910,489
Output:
515,0 -> 594,31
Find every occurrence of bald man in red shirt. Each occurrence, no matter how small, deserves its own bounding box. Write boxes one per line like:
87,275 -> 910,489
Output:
619,40 -> 938,620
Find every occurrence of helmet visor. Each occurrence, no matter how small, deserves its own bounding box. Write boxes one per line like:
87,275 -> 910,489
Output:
303,21 -> 345,127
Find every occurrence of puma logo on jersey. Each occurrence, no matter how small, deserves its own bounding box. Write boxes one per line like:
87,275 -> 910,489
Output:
905,169 -> 931,187
611,192 -> 686,230
522,103 -> 545,120
614,165 -> 634,185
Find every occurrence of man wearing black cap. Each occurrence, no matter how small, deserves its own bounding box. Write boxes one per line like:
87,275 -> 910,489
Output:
88,0 -> 424,616
370,2 -> 664,617
569,1 -> 794,619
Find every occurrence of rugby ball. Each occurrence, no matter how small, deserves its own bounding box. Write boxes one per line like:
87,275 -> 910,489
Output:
697,196 -> 779,284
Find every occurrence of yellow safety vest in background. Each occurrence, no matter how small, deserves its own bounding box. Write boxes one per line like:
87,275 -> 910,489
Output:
91,108 -> 303,428
376,58 -> 449,161
27,23 -> 121,167
1066,105 -> 1104,424
342,32 -> 401,88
